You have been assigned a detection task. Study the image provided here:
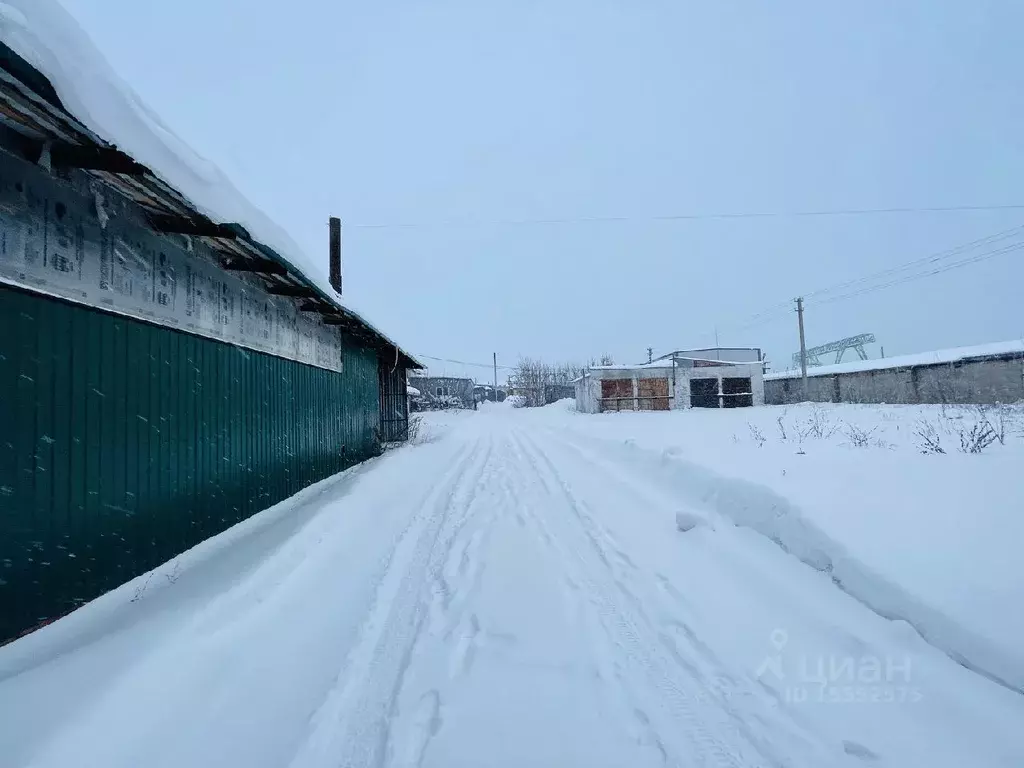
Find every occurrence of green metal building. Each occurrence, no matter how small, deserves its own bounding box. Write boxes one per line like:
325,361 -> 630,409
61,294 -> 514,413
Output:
0,45 -> 419,642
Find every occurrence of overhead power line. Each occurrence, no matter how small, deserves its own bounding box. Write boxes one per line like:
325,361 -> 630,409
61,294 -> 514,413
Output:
803,223 -> 1024,302
719,301 -> 795,334
349,203 -> 1024,230
421,224 -> 1024,370
807,239 -> 1024,308
707,224 -> 1024,339
415,353 -> 516,370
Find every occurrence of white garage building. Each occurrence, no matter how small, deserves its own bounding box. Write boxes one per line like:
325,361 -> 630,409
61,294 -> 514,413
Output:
574,349 -> 765,414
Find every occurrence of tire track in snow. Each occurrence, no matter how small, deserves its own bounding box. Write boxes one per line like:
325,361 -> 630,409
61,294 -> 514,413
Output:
386,433 -> 533,766
287,434 -> 495,768
381,433 -> 501,768
526,427 -> 836,765
381,427 -> 512,767
381,432 -> 542,768
505,430 -> 684,765
511,427 -> 796,768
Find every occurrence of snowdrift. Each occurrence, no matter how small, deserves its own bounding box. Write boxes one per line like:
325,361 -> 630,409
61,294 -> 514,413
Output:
552,421 -> 1024,696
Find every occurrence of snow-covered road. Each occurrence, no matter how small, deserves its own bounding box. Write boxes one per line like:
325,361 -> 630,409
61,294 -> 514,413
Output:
2,408 -> 1022,768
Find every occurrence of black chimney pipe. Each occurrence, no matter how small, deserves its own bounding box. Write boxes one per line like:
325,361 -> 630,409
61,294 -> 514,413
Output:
329,216 -> 342,294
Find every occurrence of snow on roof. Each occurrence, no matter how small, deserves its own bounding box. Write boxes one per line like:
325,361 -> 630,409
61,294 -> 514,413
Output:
406,385 -> 421,396
653,347 -> 761,363
0,0 -> 417,364
671,356 -> 753,364
766,339 -> 1024,380
588,361 -> 676,371
589,356 -> 751,372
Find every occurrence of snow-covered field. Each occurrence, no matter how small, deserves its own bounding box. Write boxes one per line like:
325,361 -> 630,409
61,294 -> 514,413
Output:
531,400 -> 1024,695
1,402 -> 1022,767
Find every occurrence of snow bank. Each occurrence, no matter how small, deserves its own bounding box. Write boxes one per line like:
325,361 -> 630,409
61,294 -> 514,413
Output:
0,458 -> 380,679
767,339 -> 1024,380
0,0 -> 400,346
547,397 -> 576,411
535,403 -> 1024,693
674,510 -> 710,533
633,440 -> 1021,692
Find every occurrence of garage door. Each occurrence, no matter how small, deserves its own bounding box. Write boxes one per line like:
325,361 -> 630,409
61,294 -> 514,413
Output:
722,377 -> 753,408
637,377 -> 670,410
600,379 -> 633,412
690,378 -> 720,408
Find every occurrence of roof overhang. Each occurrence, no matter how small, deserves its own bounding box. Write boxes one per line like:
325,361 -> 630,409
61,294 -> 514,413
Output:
0,41 -> 422,370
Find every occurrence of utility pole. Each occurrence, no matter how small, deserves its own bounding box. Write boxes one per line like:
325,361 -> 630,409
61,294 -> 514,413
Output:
493,352 -> 498,401
647,347 -> 653,364
795,297 -> 808,398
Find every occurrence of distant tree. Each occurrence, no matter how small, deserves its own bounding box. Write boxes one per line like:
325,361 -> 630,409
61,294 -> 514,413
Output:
509,357 -> 588,407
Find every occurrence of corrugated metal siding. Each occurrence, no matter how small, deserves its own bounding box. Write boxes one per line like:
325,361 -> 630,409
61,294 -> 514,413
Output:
0,283 -> 379,641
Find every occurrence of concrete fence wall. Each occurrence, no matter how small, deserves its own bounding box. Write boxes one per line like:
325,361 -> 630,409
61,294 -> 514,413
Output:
765,355 -> 1024,406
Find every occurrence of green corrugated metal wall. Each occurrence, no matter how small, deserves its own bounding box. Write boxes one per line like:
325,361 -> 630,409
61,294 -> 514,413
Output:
0,283 -> 380,641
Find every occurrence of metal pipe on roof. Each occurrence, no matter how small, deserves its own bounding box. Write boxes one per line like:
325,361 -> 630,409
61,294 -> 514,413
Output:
329,216 -> 342,295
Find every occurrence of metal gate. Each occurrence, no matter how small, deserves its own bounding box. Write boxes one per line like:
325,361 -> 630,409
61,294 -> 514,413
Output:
378,357 -> 410,442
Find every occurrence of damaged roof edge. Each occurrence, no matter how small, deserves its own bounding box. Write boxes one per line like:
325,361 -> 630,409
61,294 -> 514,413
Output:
0,38 -> 422,370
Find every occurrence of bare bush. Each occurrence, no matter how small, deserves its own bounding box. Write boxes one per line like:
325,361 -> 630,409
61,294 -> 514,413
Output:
371,414 -> 428,454
1014,408 -> 1024,441
797,406 -> 840,442
957,418 -> 997,454
407,415 -> 424,444
748,423 -> 766,447
915,421 -> 945,455
776,412 -> 788,442
844,423 -> 877,448
977,404 -> 1013,446
915,408 -> 1002,455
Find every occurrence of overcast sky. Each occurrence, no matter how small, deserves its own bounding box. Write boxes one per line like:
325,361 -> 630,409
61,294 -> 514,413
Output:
59,0 -> 1024,378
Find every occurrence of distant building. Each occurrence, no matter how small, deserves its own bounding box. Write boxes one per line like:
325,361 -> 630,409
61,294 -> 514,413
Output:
543,384 -> 576,404
575,355 -> 765,413
409,376 -> 476,409
473,384 -> 507,403
505,382 -> 575,407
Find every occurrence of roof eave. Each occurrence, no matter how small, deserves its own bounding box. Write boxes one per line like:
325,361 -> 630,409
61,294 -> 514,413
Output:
0,42 -> 422,369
